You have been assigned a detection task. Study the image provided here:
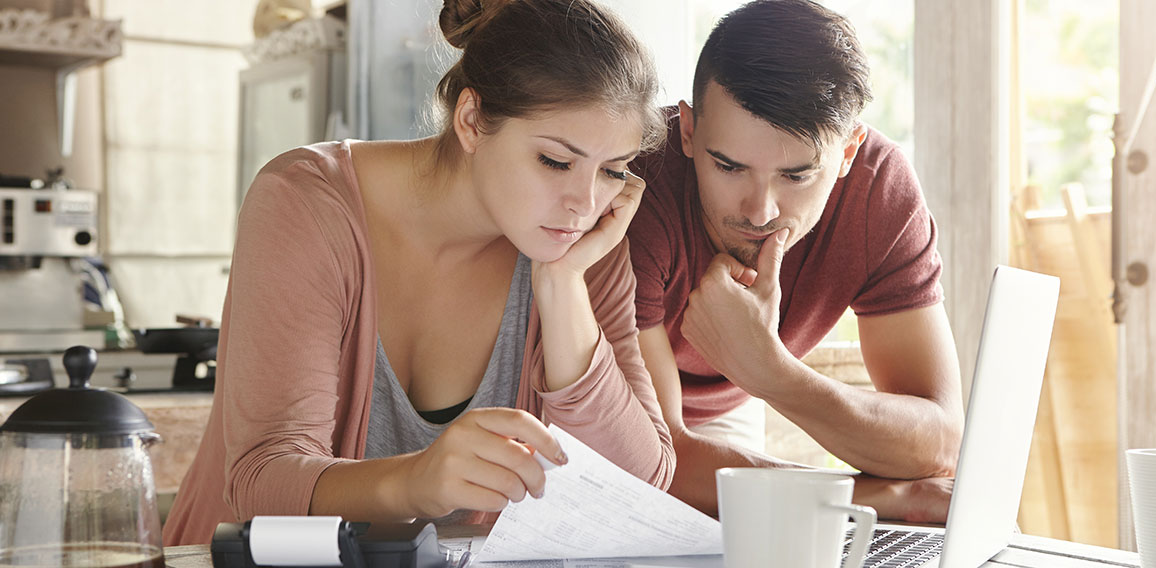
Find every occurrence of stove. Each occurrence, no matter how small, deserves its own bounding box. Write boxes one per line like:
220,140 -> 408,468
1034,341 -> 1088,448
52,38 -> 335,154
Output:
0,349 -> 213,396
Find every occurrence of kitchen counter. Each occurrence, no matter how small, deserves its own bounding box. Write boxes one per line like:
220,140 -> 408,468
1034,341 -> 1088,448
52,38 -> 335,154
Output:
0,390 -> 214,496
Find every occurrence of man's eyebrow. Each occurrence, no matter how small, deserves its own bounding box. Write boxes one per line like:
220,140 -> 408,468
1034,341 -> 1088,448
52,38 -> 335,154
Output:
778,161 -> 821,174
537,135 -> 638,162
706,149 -> 749,169
707,149 -> 818,173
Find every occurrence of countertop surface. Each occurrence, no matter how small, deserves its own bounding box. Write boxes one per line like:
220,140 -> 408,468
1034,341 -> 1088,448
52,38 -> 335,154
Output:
157,530 -> 1142,568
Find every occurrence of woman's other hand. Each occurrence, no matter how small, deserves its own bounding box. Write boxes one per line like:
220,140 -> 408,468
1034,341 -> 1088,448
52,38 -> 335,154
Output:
541,170 -> 646,278
401,408 -> 568,519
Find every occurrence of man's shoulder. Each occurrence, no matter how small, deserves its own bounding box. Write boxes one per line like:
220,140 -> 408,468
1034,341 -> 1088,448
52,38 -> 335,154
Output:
842,125 -> 925,211
850,125 -> 908,174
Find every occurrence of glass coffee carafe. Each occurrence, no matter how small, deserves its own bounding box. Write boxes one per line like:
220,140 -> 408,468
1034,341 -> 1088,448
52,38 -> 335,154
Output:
0,346 -> 165,568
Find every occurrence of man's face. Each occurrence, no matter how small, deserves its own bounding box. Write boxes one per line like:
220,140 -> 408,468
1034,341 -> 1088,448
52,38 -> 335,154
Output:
680,81 -> 865,268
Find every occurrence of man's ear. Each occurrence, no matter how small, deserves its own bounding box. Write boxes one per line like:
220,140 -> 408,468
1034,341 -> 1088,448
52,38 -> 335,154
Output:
838,123 -> 868,178
453,88 -> 483,154
678,100 -> 695,159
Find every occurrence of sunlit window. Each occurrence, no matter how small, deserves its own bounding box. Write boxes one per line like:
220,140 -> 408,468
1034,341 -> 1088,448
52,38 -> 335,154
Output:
1019,0 -> 1118,208
823,0 -> 916,344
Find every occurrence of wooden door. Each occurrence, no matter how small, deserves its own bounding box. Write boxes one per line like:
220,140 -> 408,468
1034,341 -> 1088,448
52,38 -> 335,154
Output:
1117,0 -> 1156,551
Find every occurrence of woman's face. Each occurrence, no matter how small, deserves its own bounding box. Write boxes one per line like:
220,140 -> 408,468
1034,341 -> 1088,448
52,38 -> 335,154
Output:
465,105 -> 644,263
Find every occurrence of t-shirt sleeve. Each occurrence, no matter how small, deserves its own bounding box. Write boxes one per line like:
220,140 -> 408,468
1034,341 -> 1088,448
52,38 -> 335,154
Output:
627,184 -> 676,330
851,147 -> 945,316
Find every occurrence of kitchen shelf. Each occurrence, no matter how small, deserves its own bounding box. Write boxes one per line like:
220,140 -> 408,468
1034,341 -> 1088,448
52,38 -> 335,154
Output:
0,43 -> 118,68
0,10 -> 122,156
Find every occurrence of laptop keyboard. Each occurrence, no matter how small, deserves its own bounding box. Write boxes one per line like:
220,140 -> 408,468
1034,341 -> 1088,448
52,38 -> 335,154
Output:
843,528 -> 945,568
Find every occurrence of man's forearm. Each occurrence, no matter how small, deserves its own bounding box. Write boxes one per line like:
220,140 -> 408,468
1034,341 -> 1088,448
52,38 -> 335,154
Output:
668,427 -> 798,517
744,356 -> 961,479
669,427 -> 953,524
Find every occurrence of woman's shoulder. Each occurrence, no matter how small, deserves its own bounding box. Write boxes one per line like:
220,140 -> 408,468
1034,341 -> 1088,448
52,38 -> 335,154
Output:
242,140 -> 368,222
253,141 -> 358,194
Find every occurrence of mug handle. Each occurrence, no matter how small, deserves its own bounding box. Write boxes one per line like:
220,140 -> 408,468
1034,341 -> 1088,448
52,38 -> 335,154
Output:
825,503 -> 877,568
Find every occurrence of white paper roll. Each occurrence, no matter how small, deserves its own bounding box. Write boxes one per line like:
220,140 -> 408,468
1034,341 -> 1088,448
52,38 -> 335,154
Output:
249,516 -> 344,567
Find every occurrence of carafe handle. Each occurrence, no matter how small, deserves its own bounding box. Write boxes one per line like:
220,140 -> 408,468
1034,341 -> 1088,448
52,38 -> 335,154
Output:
63,345 -> 97,389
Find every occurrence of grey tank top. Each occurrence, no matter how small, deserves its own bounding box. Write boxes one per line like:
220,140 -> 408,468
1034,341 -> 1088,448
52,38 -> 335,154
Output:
364,253 -> 532,460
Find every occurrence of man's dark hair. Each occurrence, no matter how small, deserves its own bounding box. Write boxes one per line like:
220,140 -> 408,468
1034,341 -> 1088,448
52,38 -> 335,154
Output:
691,0 -> 873,151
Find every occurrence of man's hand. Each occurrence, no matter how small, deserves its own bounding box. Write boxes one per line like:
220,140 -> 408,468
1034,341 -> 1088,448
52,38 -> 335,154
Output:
854,475 -> 955,524
680,228 -> 790,394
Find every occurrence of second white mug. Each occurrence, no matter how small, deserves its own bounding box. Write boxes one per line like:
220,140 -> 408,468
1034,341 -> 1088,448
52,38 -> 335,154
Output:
716,467 -> 876,568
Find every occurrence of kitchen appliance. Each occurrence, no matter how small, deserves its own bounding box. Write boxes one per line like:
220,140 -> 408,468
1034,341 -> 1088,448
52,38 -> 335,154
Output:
133,327 -> 219,390
0,358 -> 53,394
211,518 -> 450,568
238,15 -> 347,207
0,184 -> 105,359
0,346 -> 165,567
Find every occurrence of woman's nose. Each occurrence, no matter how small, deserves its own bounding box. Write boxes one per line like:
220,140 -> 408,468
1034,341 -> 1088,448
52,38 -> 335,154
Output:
563,176 -> 599,217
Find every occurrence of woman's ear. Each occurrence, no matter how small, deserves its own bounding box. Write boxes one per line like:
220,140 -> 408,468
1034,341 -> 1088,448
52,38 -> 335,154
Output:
453,88 -> 483,154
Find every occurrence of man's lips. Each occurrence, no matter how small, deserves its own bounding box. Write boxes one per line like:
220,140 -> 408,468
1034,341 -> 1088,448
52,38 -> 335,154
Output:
735,229 -> 772,241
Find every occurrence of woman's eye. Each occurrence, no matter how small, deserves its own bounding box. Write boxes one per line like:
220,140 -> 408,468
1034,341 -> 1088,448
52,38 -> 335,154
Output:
713,161 -> 738,174
604,168 -> 627,181
538,154 -> 571,171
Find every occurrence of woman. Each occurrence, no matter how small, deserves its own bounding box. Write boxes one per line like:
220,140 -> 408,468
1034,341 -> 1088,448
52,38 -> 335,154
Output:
163,0 -> 674,545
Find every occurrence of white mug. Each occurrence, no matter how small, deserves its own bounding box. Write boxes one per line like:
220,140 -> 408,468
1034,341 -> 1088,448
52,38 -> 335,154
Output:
716,468 -> 876,568
1128,448 -> 1156,568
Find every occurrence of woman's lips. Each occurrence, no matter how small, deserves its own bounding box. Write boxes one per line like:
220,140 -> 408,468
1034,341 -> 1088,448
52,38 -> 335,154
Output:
543,226 -> 583,243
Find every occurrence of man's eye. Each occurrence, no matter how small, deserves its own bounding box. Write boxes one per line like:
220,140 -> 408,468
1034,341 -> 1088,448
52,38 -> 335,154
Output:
713,161 -> 738,174
785,173 -> 810,184
538,154 -> 571,171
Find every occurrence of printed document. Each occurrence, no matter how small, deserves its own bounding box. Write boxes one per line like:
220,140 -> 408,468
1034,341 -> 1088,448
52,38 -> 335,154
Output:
473,425 -> 722,564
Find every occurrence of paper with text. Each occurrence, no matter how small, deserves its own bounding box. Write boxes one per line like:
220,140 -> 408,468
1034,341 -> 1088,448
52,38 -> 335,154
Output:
474,425 -> 722,563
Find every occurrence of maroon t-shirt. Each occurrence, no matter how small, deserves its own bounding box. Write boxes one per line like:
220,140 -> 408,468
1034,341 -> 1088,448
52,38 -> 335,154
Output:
627,112 -> 944,427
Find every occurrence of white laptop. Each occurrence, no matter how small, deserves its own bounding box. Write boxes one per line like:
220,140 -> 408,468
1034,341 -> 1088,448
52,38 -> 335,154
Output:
850,265 -> 1060,568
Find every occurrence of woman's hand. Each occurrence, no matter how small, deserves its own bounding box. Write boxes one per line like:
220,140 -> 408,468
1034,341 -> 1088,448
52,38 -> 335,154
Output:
400,408 -> 568,519
529,171 -> 645,392
541,170 -> 646,278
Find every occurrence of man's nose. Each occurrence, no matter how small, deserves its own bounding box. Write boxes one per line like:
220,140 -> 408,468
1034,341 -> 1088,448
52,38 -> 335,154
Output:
742,187 -> 779,228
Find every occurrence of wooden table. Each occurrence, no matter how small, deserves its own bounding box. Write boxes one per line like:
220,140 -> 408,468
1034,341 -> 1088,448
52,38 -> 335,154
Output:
161,530 -> 1140,567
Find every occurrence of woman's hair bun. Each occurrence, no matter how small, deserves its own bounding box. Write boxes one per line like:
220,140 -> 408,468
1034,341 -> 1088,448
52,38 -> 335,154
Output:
439,0 -> 510,49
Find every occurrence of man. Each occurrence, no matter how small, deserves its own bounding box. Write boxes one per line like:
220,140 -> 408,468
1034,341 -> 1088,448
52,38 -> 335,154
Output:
627,0 -> 963,521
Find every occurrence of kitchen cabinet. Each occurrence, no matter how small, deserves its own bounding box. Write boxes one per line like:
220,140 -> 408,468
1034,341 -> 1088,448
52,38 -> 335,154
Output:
0,10 -> 122,157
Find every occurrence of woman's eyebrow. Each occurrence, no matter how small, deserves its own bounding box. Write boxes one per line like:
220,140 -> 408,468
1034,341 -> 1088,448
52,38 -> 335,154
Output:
537,135 -> 637,162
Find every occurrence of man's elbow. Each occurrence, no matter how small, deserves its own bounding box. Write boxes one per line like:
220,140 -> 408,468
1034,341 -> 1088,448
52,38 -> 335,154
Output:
927,413 -> 964,478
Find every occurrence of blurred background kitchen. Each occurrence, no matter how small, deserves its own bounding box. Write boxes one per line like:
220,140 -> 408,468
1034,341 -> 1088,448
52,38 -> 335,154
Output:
2,0 -> 1154,554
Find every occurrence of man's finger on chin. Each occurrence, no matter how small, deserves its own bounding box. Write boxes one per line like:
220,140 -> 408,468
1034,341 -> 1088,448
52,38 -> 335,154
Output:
754,228 -> 789,292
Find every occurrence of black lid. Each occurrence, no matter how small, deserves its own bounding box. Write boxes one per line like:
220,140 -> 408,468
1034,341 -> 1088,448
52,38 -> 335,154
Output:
0,346 -> 155,435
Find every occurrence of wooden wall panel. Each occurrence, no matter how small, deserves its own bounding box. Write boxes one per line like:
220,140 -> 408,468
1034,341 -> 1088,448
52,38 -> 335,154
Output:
1015,209 -> 1117,547
1118,0 -> 1156,552
914,0 -> 1010,405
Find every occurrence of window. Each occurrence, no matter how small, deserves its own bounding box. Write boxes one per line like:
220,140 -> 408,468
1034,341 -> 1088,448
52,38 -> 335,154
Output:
1019,0 -> 1117,208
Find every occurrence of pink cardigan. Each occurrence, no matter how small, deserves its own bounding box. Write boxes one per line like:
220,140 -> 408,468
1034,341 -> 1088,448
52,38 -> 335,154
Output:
162,141 -> 675,546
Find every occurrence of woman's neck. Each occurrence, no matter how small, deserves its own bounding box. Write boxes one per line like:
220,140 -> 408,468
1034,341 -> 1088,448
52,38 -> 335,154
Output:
383,137 -> 510,265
